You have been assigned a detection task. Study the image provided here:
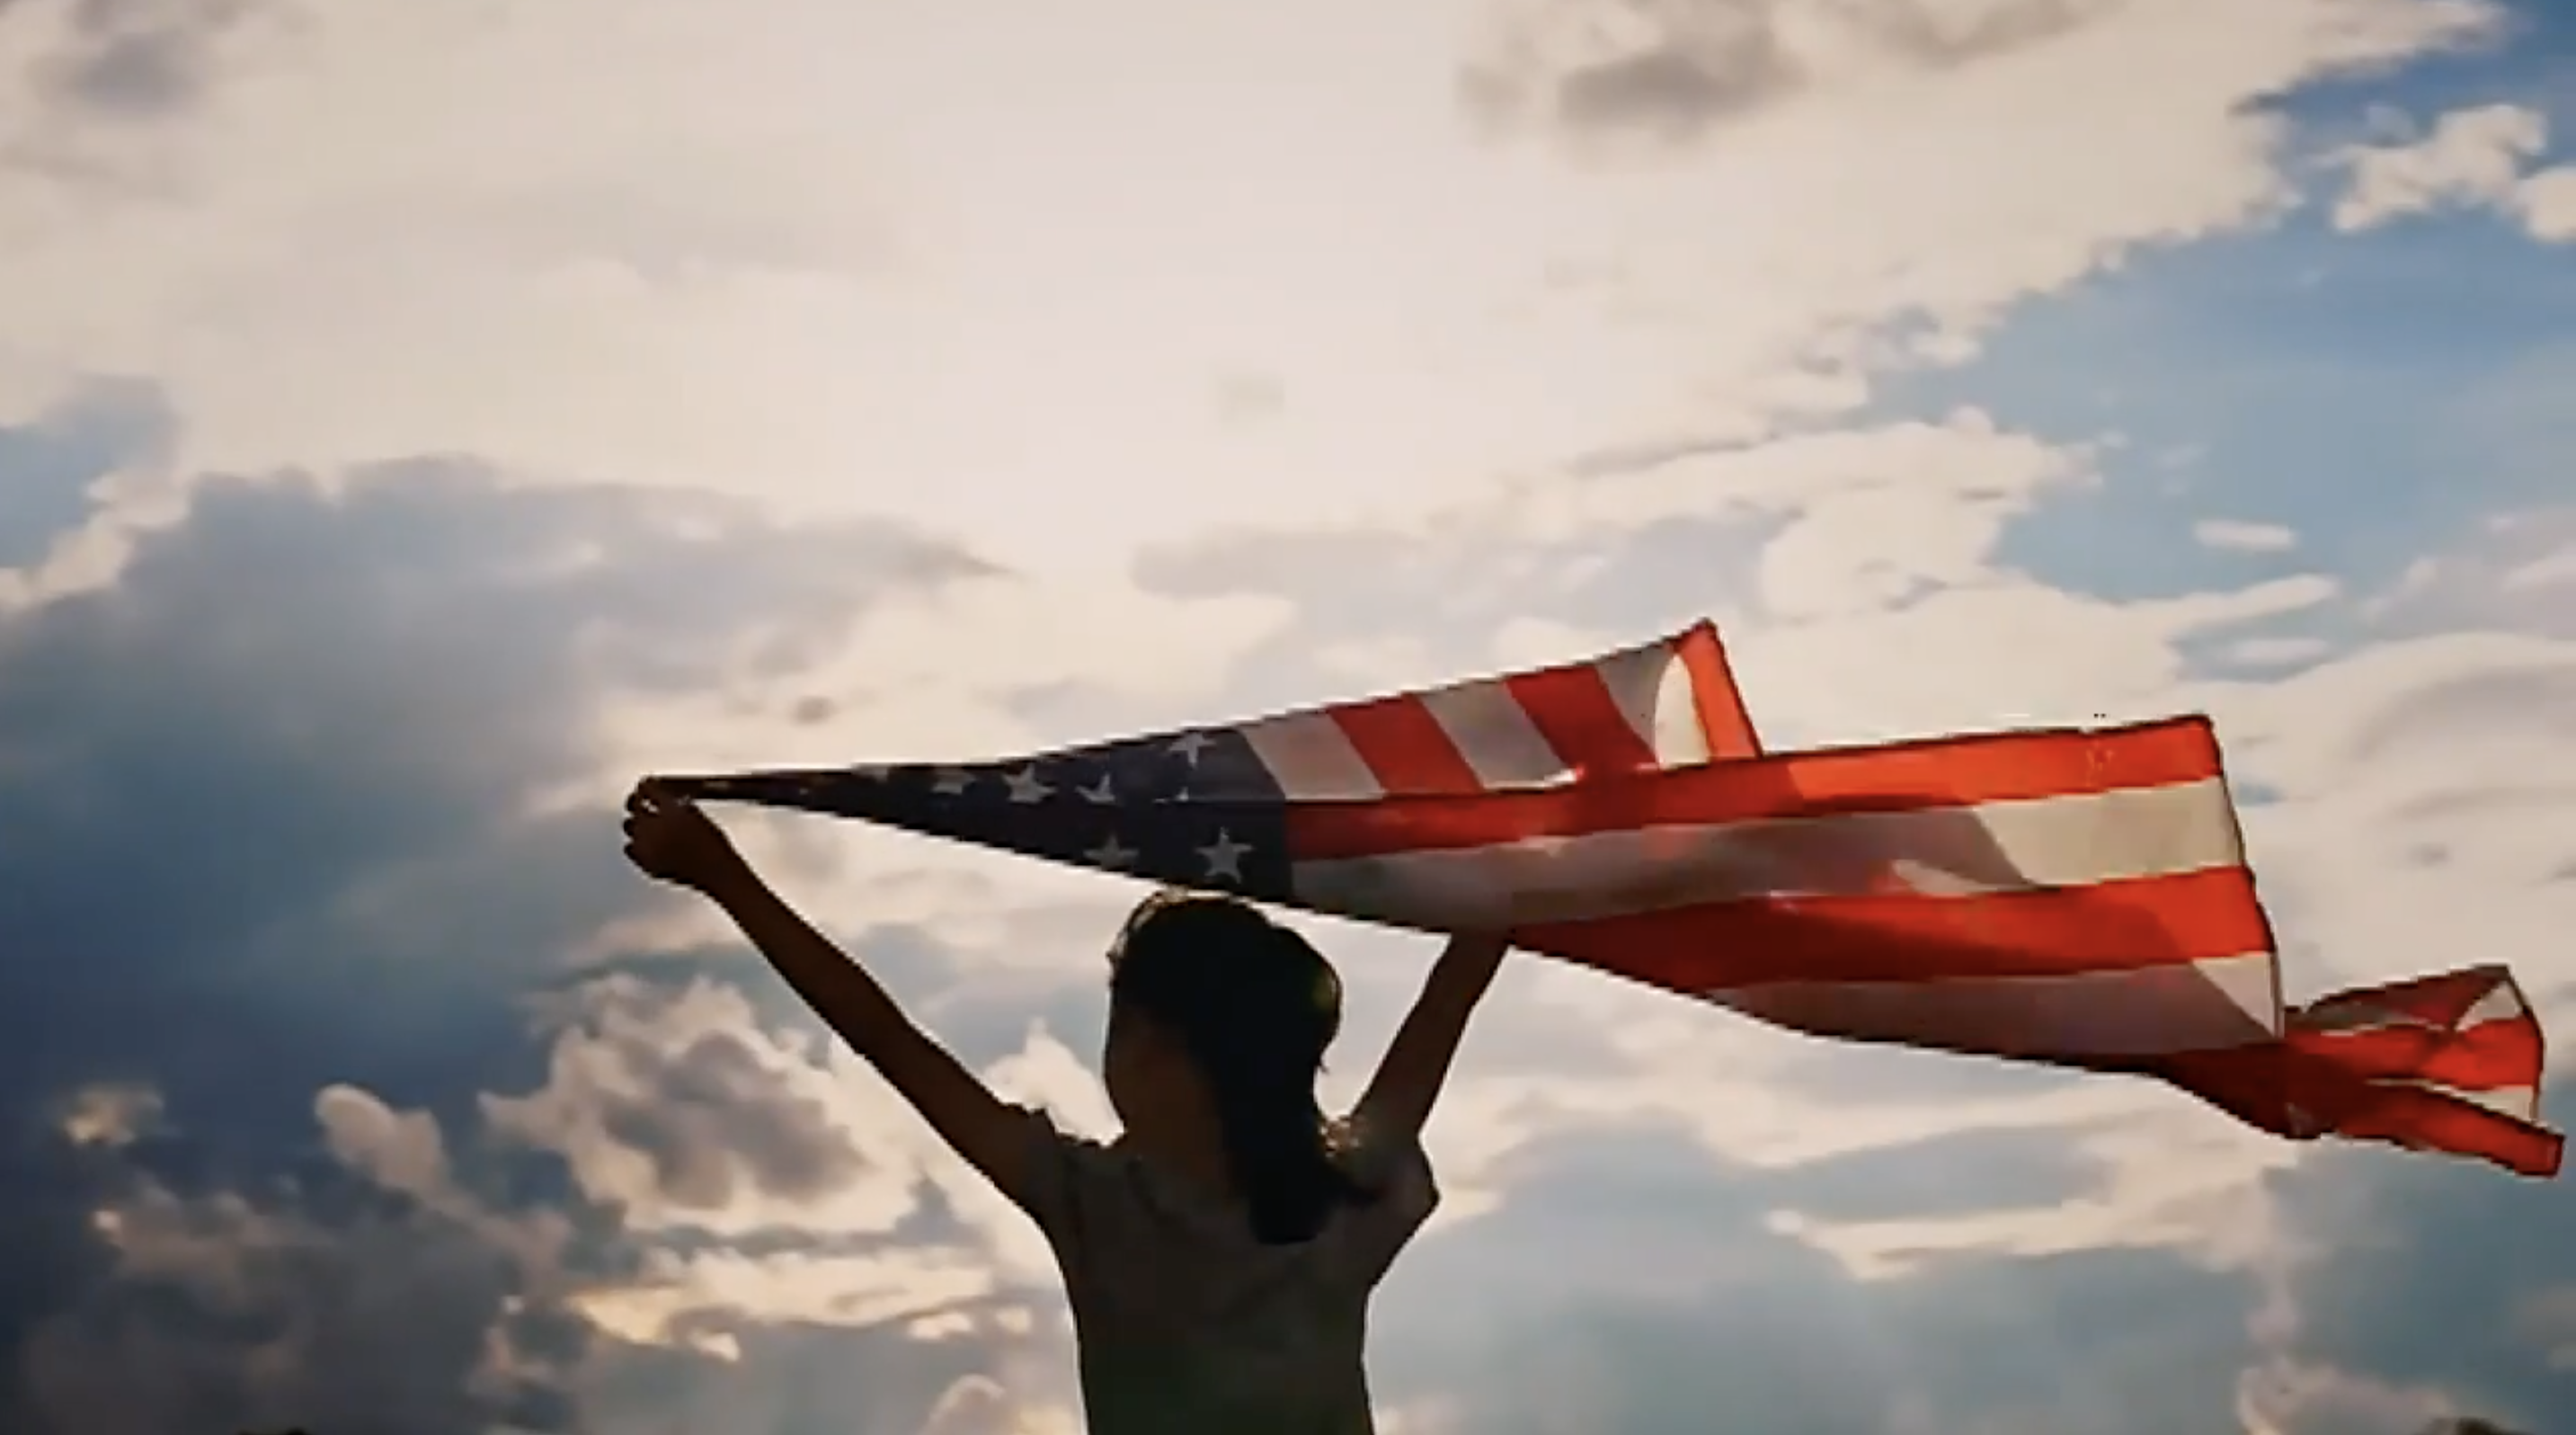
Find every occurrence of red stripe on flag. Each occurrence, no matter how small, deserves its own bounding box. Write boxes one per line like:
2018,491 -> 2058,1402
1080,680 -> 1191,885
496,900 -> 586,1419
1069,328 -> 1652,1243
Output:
1675,620 -> 1762,760
2297,966 -> 2514,1031
1506,664 -> 1658,779
2158,973 -> 2560,1176
2322,1083 -> 2563,1178
2163,1042 -> 2562,1176
1287,717 -> 2224,861
1512,867 -> 2270,986
1328,695 -> 1484,795
2289,1016 -> 2544,1094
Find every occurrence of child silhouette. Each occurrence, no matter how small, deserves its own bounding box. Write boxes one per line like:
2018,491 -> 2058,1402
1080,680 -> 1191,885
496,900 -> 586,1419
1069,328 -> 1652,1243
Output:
622,779 -> 1508,1433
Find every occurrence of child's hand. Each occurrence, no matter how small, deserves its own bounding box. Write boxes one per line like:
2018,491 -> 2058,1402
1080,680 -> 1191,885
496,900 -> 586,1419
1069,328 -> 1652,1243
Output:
622,780 -> 750,896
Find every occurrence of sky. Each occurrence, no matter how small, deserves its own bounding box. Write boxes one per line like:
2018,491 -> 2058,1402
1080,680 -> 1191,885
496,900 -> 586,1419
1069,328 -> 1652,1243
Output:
0,0 -> 2572,1431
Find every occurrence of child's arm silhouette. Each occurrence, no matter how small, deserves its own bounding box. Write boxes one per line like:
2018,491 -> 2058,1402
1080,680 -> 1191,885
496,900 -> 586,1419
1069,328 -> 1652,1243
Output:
1353,932 -> 1509,1143
621,780 -> 1032,1200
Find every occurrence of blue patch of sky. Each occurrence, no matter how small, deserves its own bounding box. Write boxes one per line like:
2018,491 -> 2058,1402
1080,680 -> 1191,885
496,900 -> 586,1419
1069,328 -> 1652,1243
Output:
0,379 -> 173,567
1859,19 -> 2574,634
2280,0 -> 2576,129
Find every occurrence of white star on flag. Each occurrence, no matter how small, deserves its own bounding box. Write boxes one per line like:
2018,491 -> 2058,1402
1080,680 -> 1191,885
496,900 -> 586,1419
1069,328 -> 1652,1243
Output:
1084,833 -> 1140,870
930,767 -> 974,796
1002,766 -> 1053,804
1169,731 -> 1215,766
1196,829 -> 1251,883
1079,774 -> 1115,805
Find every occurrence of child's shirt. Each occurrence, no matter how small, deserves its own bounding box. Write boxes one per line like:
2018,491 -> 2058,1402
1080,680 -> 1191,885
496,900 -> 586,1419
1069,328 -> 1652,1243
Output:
1009,1105 -> 1439,1435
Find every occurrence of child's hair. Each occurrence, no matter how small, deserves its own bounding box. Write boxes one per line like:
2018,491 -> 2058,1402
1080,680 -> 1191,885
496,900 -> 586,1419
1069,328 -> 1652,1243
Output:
1108,891 -> 1370,1244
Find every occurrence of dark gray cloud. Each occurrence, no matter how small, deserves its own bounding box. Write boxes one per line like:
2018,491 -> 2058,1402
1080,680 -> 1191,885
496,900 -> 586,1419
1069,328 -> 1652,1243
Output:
1754,1122 -> 2101,1223
1367,1086 -> 2566,1435
1461,0 -> 2115,144
1551,14 -> 1802,140
0,384 -> 991,1432
1375,1120 -> 2253,1435
597,1028 -> 860,1211
2257,1096 -> 2576,1435
0,435 -> 982,1134
19,1149 -> 582,1435
1459,0 -> 1804,144
1852,0 -> 2114,68
21,0 -> 271,120
486,973 -> 884,1219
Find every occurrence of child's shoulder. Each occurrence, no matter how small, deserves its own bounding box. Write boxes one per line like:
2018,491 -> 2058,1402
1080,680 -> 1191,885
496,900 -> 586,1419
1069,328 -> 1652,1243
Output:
1328,1108 -> 1438,1206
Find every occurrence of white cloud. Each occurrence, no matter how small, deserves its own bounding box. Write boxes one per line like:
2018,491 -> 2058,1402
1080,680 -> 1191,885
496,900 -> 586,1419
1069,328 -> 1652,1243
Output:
315,1084 -> 455,1205
2367,505 -> 2576,639
1494,408 -> 2081,545
2510,1285 -> 2576,1372
914,1376 -> 1081,1435
1722,570 -> 2337,749
2503,547 -> 2576,592
574,1244 -> 1005,1353
2237,1357 -> 2456,1435
2207,631 -> 2576,1015
584,567 -> 1297,781
482,977 -> 939,1243
2226,636 -> 2332,668
0,0 -> 2507,573
2331,101 -> 2575,242
2332,102 -> 2545,225
2518,164 -> 2576,240
53,1082 -> 163,1149
473,967 -> 1159,1362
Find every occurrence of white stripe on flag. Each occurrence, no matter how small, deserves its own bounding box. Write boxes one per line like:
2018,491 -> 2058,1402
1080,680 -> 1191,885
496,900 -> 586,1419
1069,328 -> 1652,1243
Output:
2371,1079 -> 2543,1121
1290,778 -> 2244,928
2296,977 -> 2528,1035
1238,709 -> 1384,800
1651,643 -> 1710,767
1591,637 -> 1697,765
1708,951 -> 2281,1058
2461,983 -> 2530,1030
1418,679 -> 1568,789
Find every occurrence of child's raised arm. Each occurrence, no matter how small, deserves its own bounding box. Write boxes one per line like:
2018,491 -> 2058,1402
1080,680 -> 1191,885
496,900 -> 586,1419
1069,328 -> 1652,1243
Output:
622,780 -> 1032,1202
1352,932 -> 1510,1144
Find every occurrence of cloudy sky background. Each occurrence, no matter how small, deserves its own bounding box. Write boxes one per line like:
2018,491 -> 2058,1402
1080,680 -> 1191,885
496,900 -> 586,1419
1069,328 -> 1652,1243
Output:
3,0 -> 2573,1431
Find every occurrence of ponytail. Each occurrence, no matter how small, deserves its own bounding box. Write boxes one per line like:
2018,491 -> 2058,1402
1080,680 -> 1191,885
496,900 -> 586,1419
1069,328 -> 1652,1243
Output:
1201,1047 -> 1363,1244
1108,892 -> 1371,1245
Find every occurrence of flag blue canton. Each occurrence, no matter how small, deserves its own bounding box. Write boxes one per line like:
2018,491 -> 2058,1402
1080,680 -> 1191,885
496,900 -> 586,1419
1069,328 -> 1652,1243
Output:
683,727 -> 1295,900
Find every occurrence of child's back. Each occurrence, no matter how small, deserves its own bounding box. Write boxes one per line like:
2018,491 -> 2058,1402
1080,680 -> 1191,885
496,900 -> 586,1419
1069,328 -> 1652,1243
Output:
1017,1108 -> 1436,1434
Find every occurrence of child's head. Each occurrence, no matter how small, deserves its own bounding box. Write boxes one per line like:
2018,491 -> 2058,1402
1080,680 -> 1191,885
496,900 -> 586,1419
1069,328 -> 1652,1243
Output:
1104,890 -> 1357,1243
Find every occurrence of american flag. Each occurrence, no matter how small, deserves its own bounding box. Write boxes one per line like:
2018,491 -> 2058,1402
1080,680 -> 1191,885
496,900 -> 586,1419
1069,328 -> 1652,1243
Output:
665,621 -> 2558,1177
